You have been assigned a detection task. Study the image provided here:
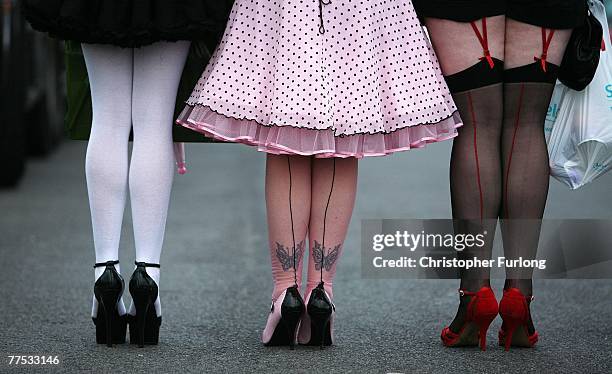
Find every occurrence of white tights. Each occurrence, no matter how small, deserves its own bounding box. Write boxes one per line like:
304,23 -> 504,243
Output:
83,41 -> 190,317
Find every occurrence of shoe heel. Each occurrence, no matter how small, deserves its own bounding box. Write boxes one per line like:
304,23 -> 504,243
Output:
263,286 -> 304,349
97,289 -> 121,348
129,262 -> 161,347
476,294 -> 499,351
132,290 -> 153,348
308,308 -> 332,350
500,316 -> 521,351
499,302 -> 523,351
306,284 -> 334,349
281,306 -> 302,350
476,313 -> 497,351
499,288 -> 533,351
93,261 -> 126,346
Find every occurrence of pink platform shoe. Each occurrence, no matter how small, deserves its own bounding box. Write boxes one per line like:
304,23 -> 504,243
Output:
262,286 -> 305,350
298,282 -> 335,348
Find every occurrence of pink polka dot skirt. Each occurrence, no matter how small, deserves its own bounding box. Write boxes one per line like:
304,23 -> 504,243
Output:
177,0 -> 462,158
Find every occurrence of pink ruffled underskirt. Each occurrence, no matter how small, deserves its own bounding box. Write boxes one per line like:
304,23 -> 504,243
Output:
177,105 -> 462,159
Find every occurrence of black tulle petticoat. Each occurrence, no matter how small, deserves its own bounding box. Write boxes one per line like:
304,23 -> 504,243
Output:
22,0 -> 233,48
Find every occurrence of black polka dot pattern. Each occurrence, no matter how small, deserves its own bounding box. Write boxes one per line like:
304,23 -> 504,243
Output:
179,0 -> 462,157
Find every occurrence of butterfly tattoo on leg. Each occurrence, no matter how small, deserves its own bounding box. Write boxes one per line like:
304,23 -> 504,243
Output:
275,240 -> 305,271
312,241 -> 341,271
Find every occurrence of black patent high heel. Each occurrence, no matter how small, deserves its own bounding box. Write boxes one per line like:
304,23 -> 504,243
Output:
281,290 -> 305,350
306,282 -> 334,349
128,262 -> 162,348
92,260 -> 127,347
263,286 -> 305,349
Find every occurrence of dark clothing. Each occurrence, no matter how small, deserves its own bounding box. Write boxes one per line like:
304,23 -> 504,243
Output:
412,0 -> 587,29
22,0 -> 234,47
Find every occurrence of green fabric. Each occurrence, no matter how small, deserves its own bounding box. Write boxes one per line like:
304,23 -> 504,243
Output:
65,41 -> 93,140
64,40 -> 218,143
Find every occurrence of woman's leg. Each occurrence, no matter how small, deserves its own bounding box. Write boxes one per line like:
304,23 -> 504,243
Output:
129,41 -> 191,316
501,20 -> 572,332
266,155 -> 312,301
424,16 -> 505,333
305,158 -> 358,299
263,155 -> 312,346
82,44 -> 134,317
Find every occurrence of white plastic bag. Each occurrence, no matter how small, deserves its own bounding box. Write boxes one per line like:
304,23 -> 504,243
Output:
546,0 -> 612,189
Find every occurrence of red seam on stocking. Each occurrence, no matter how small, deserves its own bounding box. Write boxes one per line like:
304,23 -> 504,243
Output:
504,84 -> 525,218
467,92 -> 484,222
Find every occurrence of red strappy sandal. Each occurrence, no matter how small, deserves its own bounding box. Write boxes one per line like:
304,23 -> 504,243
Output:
441,286 -> 499,351
498,288 -> 539,351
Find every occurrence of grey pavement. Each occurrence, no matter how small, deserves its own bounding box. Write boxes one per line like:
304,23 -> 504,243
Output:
0,141 -> 611,373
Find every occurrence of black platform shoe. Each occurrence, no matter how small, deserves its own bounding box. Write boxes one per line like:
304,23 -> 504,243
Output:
92,260 -> 127,347
128,262 -> 162,347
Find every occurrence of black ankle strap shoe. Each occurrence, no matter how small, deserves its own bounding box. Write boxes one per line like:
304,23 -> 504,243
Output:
92,260 -> 127,347
128,261 -> 162,347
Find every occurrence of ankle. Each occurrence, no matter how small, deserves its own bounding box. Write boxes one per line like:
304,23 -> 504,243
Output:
460,279 -> 491,292
305,281 -> 333,301
94,263 -> 120,281
272,282 -> 301,302
504,279 -> 533,296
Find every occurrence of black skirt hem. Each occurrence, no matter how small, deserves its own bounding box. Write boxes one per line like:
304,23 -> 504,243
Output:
413,0 -> 587,29
21,1 -> 230,48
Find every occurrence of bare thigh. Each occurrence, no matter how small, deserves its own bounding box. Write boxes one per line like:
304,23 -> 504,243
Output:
424,15 -> 506,76
504,19 -> 572,70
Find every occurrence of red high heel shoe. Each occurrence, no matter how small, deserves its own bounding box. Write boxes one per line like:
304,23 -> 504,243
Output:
498,288 -> 538,351
441,287 -> 499,351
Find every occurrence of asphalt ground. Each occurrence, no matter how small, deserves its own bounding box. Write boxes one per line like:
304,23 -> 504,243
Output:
0,141 -> 611,373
